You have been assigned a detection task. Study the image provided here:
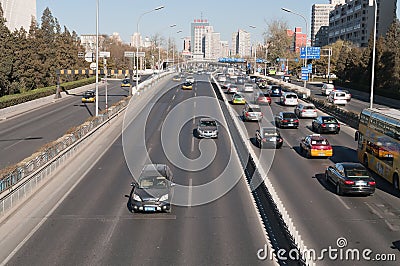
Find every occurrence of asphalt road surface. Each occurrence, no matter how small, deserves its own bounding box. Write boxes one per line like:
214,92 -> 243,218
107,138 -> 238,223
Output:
4,75 -> 270,265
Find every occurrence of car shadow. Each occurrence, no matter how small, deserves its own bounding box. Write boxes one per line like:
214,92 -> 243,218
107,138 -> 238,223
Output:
249,137 -> 259,148
0,136 -> 43,142
391,240 -> 400,252
329,146 -> 358,164
314,172 -> 364,197
192,128 -> 201,139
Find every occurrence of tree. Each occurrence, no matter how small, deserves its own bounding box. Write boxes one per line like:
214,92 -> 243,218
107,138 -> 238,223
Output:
0,3 -> 14,96
263,19 -> 292,65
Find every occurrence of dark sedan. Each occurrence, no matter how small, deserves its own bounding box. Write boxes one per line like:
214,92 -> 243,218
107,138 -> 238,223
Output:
268,85 -> 283,97
274,112 -> 299,128
126,164 -> 174,213
312,116 -> 340,134
325,162 -> 376,196
255,127 -> 283,149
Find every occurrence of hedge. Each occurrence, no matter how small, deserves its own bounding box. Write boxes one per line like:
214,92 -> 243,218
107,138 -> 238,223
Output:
0,77 -> 96,109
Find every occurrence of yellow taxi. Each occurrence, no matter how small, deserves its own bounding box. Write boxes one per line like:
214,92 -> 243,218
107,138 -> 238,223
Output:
82,90 -> 96,103
182,82 -> 193,90
300,134 -> 333,158
172,75 -> 182,81
121,79 -> 131,87
231,93 -> 246,104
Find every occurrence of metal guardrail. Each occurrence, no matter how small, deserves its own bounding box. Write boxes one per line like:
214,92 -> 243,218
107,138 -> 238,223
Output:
0,71 -> 173,216
212,75 -> 310,265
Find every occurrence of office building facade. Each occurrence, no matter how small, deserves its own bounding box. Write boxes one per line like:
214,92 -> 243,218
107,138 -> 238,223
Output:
231,29 -> 251,57
311,1 -> 346,46
191,18 -> 209,59
1,0 -> 36,31
328,0 -> 397,47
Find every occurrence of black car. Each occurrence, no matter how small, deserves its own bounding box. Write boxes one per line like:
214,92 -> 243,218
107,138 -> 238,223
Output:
126,164 -> 174,213
274,112 -> 299,128
268,85 -> 283,97
255,127 -> 283,149
325,162 -> 376,196
312,116 -> 340,134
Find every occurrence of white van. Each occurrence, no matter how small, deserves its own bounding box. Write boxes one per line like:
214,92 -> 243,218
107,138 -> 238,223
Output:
280,92 -> 298,106
327,91 -> 347,105
321,83 -> 335,95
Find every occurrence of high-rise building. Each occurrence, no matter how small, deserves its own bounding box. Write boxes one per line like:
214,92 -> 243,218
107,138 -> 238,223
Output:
204,26 -> 221,60
191,18 -> 209,59
286,27 -> 307,52
130,32 -> 143,48
231,29 -> 251,57
311,1 -> 345,46
0,0 -> 36,31
80,34 -> 108,53
220,41 -> 229,58
328,0 -> 397,47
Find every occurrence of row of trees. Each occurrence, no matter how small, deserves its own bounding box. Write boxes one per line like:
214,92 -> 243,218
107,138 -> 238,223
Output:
263,18 -> 400,94
0,6 -> 87,96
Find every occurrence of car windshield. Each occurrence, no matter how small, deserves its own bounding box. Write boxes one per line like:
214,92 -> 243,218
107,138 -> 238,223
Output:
286,94 -> 297,99
283,113 -> 297,118
200,120 -> 216,127
260,93 -> 270,97
122,79 -> 129,84
139,176 -> 167,189
304,105 -> 315,110
248,107 -> 261,112
262,129 -> 278,137
345,168 -> 370,178
322,117 -> 337,123
311,139 -> 329,145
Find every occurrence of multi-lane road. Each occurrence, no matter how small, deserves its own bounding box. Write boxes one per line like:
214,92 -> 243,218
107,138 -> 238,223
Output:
1,72 -> 400,265
2,76 -> 271,265
0,78 -> 148,169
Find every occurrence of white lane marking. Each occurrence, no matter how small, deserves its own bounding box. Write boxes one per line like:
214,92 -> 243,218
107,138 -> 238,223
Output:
0,128 -> 121,266
4,136 -> 32,151
364,202 -> 383,218
188,178 -> 193,208
191,137 -> 195,153
166,105 -> 171,112
172,94 -> 176,101
335,195 -> 351,210
194,101 -> 196,109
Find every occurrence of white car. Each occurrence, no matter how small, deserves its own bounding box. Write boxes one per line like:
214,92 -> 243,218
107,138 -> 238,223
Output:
321,83 -> 335,96
280,92 -> 298,106
243,83 -> 254,93
327,91 -> 347,105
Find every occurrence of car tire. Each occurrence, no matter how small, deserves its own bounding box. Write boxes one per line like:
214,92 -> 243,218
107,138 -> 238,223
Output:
336,183 -> 343,196
393,174 -> 399,191
325,171 -> 329,183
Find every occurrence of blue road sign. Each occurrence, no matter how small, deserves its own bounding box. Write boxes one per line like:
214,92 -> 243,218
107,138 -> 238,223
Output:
301,67 -> 309,74
301,74 -> 309,81
308,64 -> 312,72
300,47 -> 321,59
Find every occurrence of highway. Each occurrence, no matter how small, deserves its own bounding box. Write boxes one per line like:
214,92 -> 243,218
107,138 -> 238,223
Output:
4,75 -> 272,265
0,78 -> 147,170
226,82 -> 400,265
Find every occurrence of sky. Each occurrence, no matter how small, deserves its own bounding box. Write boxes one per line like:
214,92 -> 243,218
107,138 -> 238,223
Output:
36,0 -> 400,48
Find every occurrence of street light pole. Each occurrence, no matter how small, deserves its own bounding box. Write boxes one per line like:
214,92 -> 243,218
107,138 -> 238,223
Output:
369,0 -> 377,109
249,25 -> 257,74
282,7 -> 308,88
136,6 -> 164,94
95,0 -> 99,116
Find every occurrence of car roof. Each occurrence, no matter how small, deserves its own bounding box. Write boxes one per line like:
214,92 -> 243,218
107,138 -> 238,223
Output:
141,164 -> 169,178
261,127 -> 279,132
200,117 -> 216,122
247,103 -> 260,108
338,162 -> 366,169
307,134 -> 327,141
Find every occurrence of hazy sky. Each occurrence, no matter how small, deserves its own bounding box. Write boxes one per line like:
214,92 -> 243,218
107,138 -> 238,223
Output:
36,0 -> 400,47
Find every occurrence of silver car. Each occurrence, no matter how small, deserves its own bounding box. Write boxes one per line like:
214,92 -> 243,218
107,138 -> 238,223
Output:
197,118 -> 218,138
294,103 -> 318,118
242,103 -> 263,122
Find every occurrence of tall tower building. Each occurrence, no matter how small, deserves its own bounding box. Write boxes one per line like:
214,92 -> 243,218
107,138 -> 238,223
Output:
311,1 -> 345,46
232,29 -> 251,57
190,18 -> 209,59
204,26 -> 221,60
0,0 -> 36,31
